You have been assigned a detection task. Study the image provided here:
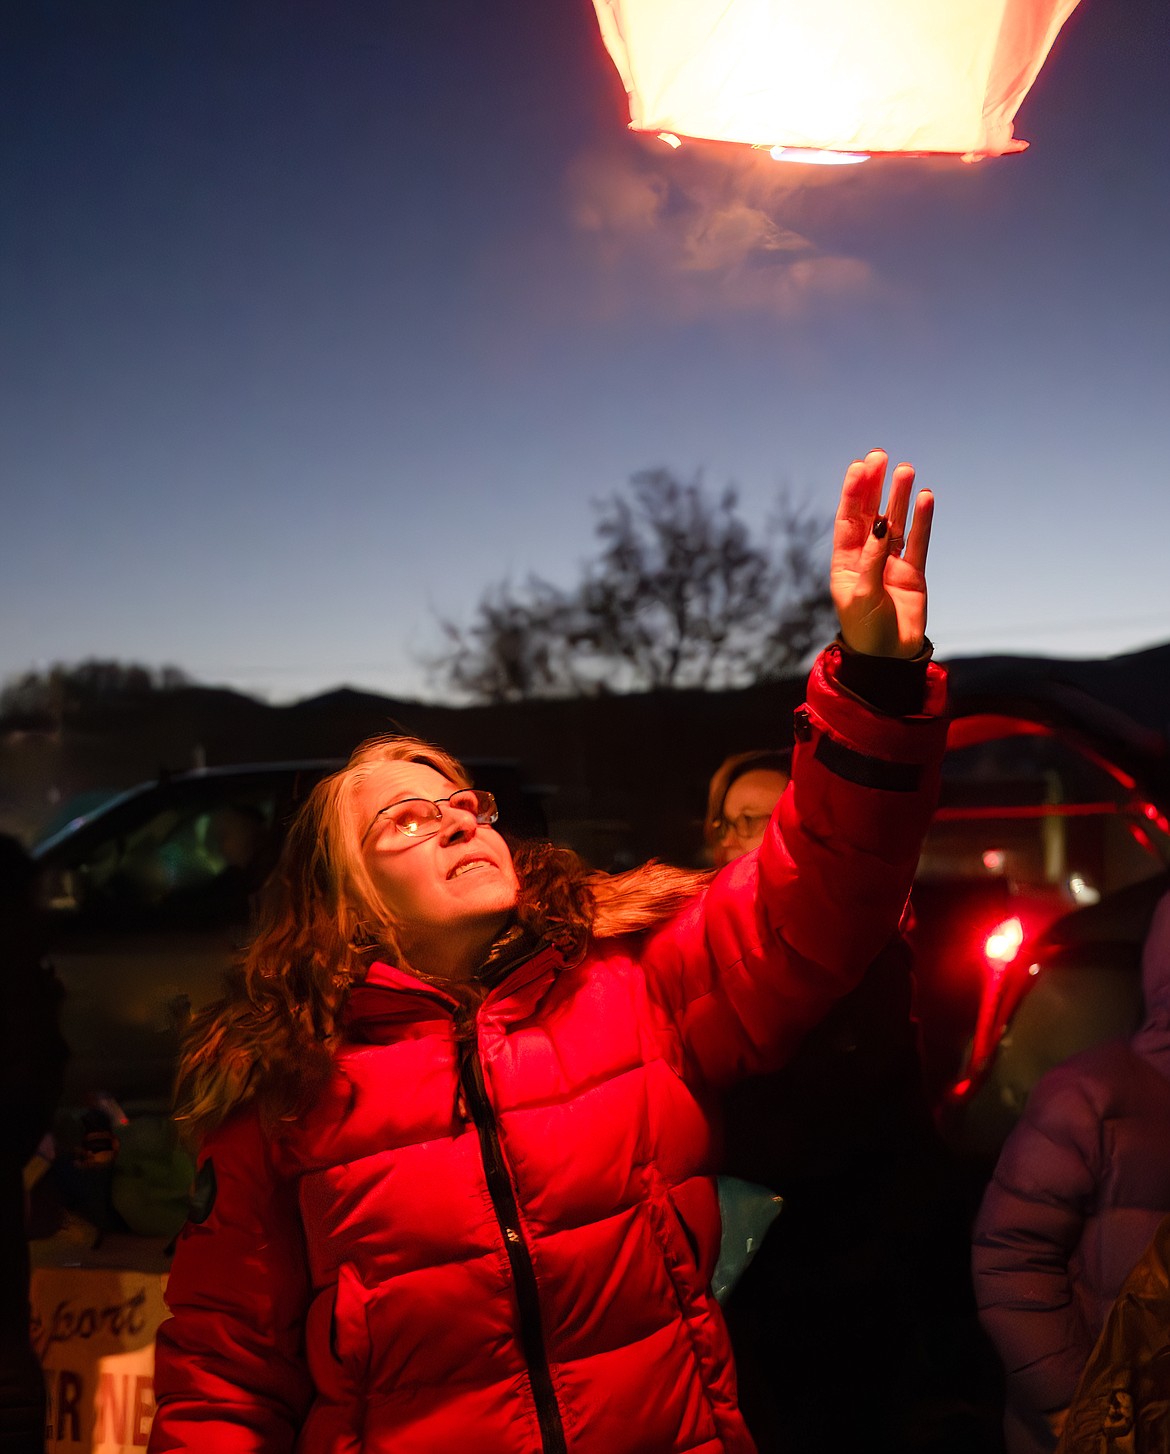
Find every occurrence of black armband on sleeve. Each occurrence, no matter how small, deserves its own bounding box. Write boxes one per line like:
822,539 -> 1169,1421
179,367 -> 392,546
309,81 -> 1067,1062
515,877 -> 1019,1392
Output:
833,635 -> 934,717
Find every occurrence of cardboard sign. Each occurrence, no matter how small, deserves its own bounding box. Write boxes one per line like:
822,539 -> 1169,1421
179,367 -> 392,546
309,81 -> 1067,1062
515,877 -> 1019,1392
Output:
31,1265 -> 169,1451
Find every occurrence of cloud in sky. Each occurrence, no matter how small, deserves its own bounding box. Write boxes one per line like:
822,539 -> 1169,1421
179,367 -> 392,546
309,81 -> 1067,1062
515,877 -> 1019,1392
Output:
563,139 -> 876,319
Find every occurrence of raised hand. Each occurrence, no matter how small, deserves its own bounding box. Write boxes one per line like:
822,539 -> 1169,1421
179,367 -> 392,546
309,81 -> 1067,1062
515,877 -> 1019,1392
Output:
830,449 -> 933,659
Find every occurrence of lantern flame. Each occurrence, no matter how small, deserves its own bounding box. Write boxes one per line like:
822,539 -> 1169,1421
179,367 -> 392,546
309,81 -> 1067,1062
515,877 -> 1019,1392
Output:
770,147 -> 869,166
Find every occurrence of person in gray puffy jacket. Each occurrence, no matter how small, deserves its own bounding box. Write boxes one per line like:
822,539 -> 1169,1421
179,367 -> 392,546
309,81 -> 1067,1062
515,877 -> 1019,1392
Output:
973,887 -> 1170,1454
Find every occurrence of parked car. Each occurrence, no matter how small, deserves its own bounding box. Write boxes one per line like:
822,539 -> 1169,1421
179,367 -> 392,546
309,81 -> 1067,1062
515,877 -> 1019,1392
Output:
907,678 -> 1170,1159
34,757 -> 546,1112
944,867 -> 1170,1163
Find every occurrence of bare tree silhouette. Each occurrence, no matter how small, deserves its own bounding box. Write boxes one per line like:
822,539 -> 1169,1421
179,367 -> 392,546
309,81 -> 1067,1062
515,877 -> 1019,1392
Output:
432,471 -> 834,701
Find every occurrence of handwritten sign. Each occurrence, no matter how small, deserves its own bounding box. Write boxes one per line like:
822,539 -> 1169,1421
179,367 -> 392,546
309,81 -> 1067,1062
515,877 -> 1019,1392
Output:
30,1265 -> 169,1451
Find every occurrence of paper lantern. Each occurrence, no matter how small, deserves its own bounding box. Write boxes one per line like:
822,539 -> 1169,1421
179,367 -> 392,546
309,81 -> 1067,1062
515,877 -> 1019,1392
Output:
590,0 -> 1081,160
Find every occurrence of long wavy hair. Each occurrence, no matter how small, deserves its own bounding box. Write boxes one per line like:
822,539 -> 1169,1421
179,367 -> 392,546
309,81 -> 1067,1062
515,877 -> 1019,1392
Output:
175,734 -> 711,1145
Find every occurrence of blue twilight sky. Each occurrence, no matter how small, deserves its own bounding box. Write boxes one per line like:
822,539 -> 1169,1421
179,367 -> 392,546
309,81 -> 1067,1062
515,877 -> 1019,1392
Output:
3,0 -> 1168,703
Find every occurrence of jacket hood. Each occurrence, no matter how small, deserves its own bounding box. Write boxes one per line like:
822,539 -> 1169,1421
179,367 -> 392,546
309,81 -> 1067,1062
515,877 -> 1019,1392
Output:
1133,889 -> 1170,1068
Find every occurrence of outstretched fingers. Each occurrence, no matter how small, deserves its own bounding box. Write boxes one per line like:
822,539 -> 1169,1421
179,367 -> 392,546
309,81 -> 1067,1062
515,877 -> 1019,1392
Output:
831,447 -> 934,656
834,449 -> 887,545
902,488 -> 934,574
855,449 -> 888,520
883,462 -> 916,550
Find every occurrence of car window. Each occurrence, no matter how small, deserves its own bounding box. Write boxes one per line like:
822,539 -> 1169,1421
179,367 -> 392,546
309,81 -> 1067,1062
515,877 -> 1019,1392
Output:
42,785 -> 282,925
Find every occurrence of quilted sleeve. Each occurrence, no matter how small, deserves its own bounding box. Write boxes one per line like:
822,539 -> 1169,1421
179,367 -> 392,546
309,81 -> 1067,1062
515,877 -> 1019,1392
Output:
972,1065 -> 1102,1425
640,642 -> 947,1087
149,1111 -> 312,1453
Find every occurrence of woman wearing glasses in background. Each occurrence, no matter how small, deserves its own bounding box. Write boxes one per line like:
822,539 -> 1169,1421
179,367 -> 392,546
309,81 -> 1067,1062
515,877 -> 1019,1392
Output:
705,732 -> 963,1451
704,751 -> 793,869
149,451 -> 945,1454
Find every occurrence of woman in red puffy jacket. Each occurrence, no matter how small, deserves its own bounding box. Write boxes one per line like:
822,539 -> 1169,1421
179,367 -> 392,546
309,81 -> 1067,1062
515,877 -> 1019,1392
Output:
149,450 -> 947,1454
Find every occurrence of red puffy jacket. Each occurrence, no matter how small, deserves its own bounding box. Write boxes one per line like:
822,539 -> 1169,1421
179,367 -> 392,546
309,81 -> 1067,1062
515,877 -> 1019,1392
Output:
150,649 -> 947,1454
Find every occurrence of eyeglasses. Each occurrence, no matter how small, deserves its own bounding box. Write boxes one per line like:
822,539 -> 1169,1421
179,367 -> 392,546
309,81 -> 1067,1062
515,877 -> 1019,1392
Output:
711,811 -> 772,843
362,788 -> 498,845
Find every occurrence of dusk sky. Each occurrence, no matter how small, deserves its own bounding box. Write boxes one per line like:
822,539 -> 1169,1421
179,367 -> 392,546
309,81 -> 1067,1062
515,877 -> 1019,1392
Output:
4,0 -> 1168,703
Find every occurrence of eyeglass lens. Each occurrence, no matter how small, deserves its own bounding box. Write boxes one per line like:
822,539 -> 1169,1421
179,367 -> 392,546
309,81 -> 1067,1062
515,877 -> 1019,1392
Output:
721,812 -> 769,840
384,790 -> 497,839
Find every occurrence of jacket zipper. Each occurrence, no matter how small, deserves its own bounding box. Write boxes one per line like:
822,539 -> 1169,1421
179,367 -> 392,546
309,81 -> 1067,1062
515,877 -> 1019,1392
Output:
460,1034 -> 568,1454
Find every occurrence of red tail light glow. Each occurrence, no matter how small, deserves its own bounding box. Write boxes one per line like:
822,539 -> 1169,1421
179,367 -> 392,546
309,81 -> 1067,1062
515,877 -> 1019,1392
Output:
951,915 -> 1033,1103
982,916 -> 1024,972
1141,802 -> 1170,834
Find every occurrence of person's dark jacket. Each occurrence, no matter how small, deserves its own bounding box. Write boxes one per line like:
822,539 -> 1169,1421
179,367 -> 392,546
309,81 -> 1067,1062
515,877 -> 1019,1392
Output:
973,889 -> 1170,1454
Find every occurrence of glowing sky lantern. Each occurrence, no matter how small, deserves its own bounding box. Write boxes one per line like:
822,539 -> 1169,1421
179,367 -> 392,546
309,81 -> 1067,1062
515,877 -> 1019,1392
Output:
590,0 -> 1081,161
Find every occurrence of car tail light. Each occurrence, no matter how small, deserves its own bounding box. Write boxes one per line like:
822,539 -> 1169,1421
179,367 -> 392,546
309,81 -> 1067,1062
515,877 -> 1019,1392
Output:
1141,802 -> 1170,834
982,915 -> 1024,972
947,916 -> 1031,1106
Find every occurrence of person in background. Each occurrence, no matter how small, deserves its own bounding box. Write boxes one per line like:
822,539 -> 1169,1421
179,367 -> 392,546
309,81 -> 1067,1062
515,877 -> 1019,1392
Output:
710,741 -> 981,1452
0,834 -> 68,1454
149,451 -> 947,1454
703,751 -> 792,869
974,889 -> 1170,1454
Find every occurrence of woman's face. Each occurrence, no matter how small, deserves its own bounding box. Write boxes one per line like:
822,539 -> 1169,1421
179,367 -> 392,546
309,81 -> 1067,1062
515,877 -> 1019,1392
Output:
355,760 -> 519,978
716,768 -> 788,866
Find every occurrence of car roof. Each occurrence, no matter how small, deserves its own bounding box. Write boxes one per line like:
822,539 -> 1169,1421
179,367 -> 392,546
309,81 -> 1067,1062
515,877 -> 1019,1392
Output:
31,760 -> 345,860
31,754 -> 549,862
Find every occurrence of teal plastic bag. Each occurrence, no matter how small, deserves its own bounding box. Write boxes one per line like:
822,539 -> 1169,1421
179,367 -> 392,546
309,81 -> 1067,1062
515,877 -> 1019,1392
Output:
712,1176 -> 783,1305
110,1116 -> 196,1239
